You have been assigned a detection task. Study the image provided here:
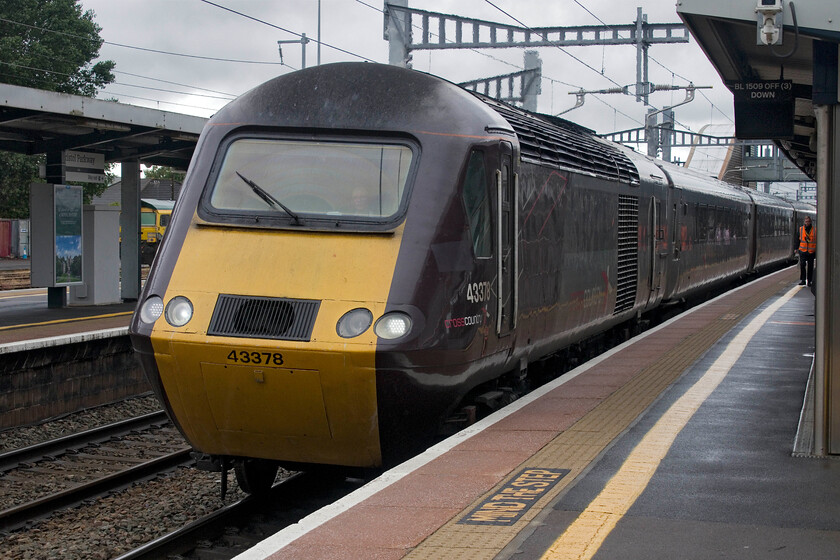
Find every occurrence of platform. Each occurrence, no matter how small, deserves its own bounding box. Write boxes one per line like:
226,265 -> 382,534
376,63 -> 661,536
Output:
234,266 -> 839,560
0,287 -> 140,429
0,287 -> 133,346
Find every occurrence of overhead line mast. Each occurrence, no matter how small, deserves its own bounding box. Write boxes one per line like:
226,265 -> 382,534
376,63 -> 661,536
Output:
383,2 -> 690,109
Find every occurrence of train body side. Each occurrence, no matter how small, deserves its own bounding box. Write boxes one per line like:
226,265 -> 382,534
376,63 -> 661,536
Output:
746,189 -> 796,271
654,164 -> 753,301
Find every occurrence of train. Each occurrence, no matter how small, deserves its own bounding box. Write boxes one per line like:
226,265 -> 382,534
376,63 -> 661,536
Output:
140,199 -> 174,264
129,62 -> 815,494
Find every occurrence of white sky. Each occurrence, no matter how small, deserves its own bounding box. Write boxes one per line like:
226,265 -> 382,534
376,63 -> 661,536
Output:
81,0 -> 736,136
77,0 -> 808,190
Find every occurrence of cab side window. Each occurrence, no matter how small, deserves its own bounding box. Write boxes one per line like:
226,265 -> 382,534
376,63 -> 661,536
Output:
462,151 -> 492,258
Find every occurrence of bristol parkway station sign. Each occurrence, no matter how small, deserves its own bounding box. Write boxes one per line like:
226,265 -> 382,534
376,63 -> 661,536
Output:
63,150 -> 106,184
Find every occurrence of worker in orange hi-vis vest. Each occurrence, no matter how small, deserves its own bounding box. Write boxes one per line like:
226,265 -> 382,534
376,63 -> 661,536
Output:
798,215 -> 816,286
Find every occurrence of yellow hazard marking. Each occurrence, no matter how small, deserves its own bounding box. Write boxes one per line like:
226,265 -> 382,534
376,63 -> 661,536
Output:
460,468 -> 570,526
0,290 -> 46,300
0,311 -> 133,331
541,285 -> 799,560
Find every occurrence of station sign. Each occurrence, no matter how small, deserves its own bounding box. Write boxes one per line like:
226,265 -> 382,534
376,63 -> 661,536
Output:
63,150 -> 106,184
730,80 -> 794,140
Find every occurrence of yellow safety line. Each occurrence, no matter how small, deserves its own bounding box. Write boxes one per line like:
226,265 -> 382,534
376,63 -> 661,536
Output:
541,285 -> 799,560
0,311 -> 134,331
0,291 -> 46,300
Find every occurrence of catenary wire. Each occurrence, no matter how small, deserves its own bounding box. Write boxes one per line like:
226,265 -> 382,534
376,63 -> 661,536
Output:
571,0 -> 734,125
0,17 -> 285,66
198,0 -> 377,64
355,0 -> 642,126
0,60 -> 236,103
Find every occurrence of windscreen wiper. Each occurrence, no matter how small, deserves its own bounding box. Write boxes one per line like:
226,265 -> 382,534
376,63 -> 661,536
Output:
235,171 -> 302,225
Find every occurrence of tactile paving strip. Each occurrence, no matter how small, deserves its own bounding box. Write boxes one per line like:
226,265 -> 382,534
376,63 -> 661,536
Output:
404,269 -> 797,560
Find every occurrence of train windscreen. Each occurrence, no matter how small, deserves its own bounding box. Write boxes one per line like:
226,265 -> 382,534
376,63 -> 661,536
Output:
208,139 -> 413,221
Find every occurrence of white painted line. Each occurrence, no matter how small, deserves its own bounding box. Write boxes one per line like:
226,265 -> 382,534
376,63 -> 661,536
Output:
0,327 -> 129,354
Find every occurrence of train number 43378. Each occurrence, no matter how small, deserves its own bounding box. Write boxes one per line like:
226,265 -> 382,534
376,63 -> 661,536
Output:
467,281 -> 492,303
226,350 -> 284,366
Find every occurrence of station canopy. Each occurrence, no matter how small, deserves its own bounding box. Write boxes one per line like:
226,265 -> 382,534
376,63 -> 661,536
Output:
678,2 -> 840,181
0,83 -> 207,169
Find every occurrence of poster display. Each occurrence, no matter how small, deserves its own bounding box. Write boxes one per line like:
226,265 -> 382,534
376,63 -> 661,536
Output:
53,185 -> 83,284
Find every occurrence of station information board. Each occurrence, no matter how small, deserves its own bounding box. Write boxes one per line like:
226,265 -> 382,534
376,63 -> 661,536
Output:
731,79 -> 794,139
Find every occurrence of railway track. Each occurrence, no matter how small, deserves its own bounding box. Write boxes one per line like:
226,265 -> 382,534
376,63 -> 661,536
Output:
0,411 -> 192,532
0,268 -> 29,290
114,471 -> 368,560
0,265 -> 149,291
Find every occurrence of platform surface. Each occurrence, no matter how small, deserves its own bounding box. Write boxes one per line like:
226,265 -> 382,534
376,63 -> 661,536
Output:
0,287 -> 133,347
234,266 -> 838,560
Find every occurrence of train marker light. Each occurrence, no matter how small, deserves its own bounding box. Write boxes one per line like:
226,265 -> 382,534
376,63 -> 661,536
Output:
337,308 -> 373,338
374,312 -> 412,340
165,296 -> 194,327
139,296 -> 164,324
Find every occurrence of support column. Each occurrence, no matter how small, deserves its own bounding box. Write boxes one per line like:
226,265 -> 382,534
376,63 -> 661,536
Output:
820,104 -> 840,453
635,8 -> 650,105
44,151 -> 66,308
646,109 -> 658,158
384,0 -> 411,68
661,110 -> 674,163
812,39 -> 840,455
523,50 -> 541,113
120,160 -> 141,301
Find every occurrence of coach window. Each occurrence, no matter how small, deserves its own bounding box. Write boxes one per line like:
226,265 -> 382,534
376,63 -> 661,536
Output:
462,150 -> 492,257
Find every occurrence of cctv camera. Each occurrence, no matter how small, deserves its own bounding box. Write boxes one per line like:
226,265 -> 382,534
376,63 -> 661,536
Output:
756,0 -> 784,46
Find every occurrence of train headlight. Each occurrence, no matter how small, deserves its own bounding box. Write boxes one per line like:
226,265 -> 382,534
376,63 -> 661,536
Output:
337,308 -> 373,338
374,312 -> 412,340
138,296 -> 164,324
164,296 -> 193,327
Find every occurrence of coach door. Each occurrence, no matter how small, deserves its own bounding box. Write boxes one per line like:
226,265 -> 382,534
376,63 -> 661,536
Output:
496,142 -> 517,337
671,189 -> 684,261
648,196 -> 664,305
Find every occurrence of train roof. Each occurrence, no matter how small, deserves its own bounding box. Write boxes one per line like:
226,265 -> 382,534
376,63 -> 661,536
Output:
211,62 -> 510,141
211,63 -> 643,188
475,95 -> 640,186
743,188 -> 797,210
141,199 -> 175,211
787,199 -> 817,213
664,163 -> 754,203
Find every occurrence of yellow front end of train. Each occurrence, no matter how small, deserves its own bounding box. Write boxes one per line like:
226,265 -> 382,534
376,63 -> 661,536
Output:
146,220 -> 404,468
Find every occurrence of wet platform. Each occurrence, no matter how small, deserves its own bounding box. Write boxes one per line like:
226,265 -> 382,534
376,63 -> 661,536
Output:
235,266 -> 839,560
0,287 -> 133,346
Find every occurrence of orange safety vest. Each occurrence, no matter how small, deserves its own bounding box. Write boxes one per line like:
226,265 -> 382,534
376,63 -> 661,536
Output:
799,225 -> 816,253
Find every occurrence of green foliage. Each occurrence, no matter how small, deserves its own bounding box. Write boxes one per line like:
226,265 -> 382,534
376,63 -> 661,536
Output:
0,0 -> 115,95
0,0 -> 116,218
0,152 -> 43,218
143,165 -> 186,183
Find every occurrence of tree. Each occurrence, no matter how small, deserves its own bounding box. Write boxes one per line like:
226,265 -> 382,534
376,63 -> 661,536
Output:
0,0 -> 116,217
0,0 -> 115,95
143,165 -> 186,184
0,152 -> 40,218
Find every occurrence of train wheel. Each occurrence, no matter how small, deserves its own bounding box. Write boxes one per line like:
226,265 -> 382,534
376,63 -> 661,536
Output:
234,458 -> 278,495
